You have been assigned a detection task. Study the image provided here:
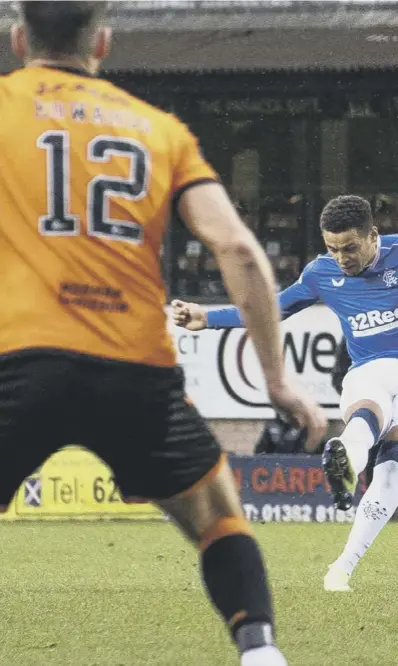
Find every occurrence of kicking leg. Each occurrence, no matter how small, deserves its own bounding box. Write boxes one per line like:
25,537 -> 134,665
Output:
157,458 -> 288,666
323,399 -> 383,510
324,427 -> 398,592
323,361 -> 392,510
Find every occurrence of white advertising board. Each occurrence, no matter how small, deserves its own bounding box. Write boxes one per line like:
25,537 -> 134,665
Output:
168,305 -> 343,419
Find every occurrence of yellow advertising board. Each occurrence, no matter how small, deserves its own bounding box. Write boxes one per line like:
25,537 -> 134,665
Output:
2,446 -> 163,521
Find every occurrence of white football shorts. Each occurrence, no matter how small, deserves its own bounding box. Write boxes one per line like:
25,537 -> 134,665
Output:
340,358 -> 398,437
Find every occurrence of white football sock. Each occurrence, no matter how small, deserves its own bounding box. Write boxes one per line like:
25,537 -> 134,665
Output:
241,646 -> 288,666
339,417 -> 377,476
334,460 -> 398,576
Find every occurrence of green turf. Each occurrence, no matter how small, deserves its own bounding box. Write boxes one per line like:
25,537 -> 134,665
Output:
0,521 -> 396,666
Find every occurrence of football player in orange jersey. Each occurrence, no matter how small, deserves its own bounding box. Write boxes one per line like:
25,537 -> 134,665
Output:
2,3 -> 326,664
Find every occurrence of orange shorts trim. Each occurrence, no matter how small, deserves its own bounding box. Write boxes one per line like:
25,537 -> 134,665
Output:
199,515 -> 254,553
176,451 -> 227,499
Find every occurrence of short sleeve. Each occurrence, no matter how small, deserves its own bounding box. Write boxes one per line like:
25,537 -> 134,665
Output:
170,116 -> 219,201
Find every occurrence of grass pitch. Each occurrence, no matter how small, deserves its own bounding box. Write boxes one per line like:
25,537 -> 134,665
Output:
0,521 -> 396,666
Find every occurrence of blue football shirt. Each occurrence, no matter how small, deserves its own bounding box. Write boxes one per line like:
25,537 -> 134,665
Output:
207,235 -> 398,369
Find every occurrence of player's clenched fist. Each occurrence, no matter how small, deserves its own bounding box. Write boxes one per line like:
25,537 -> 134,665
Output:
171,300 -> 208,331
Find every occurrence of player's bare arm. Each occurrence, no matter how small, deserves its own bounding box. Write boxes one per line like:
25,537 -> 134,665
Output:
177,182 -> 285,386
177,182 -> 327,451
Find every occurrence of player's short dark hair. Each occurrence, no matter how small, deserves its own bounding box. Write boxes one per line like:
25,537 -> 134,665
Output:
320,195 -> 373,235
19,1 -> 107,58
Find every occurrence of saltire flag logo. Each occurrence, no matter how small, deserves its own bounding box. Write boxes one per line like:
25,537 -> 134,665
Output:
24,477 -> 42,507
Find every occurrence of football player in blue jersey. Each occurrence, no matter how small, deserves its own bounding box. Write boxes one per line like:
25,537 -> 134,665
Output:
173,195 -> 398,591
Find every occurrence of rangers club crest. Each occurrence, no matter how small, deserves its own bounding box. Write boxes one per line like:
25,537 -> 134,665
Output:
383,269 -> 398,288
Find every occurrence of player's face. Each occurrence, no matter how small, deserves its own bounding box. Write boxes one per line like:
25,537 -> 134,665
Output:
322,227 -> 378,275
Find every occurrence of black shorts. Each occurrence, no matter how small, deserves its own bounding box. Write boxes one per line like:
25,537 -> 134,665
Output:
0,349 -> 221,507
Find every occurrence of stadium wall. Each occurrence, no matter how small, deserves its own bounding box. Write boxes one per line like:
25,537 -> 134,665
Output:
3,446 -> 362,524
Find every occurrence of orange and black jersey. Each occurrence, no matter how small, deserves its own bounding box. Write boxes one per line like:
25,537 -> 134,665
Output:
0,66 -> 217,366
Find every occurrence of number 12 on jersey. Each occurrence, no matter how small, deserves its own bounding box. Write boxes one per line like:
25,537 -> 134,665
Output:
37,130 -> 150,242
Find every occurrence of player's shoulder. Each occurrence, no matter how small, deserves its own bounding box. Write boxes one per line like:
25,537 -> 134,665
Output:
0,70 -> 21,93
0,70 -> 27,108
0,67 -> 44,89
303,253 -> 337,276
379,234 -> 398,251
296,256 -> 325,285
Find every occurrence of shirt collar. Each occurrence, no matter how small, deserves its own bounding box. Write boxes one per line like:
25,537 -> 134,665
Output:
367,235 -> 381,271
39,65 -> 94,77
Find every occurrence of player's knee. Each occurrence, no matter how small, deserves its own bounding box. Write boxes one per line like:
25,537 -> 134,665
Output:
199,516 -> 253,553
158,457 -> 244,545
190,461 -> 246,547
346,405 -> 382,441
342,396 -> 392,437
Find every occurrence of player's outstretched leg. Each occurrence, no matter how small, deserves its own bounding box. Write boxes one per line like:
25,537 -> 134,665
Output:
324,438 -> 398,591
322,403 -> 382,511
157,458 -> 288,666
